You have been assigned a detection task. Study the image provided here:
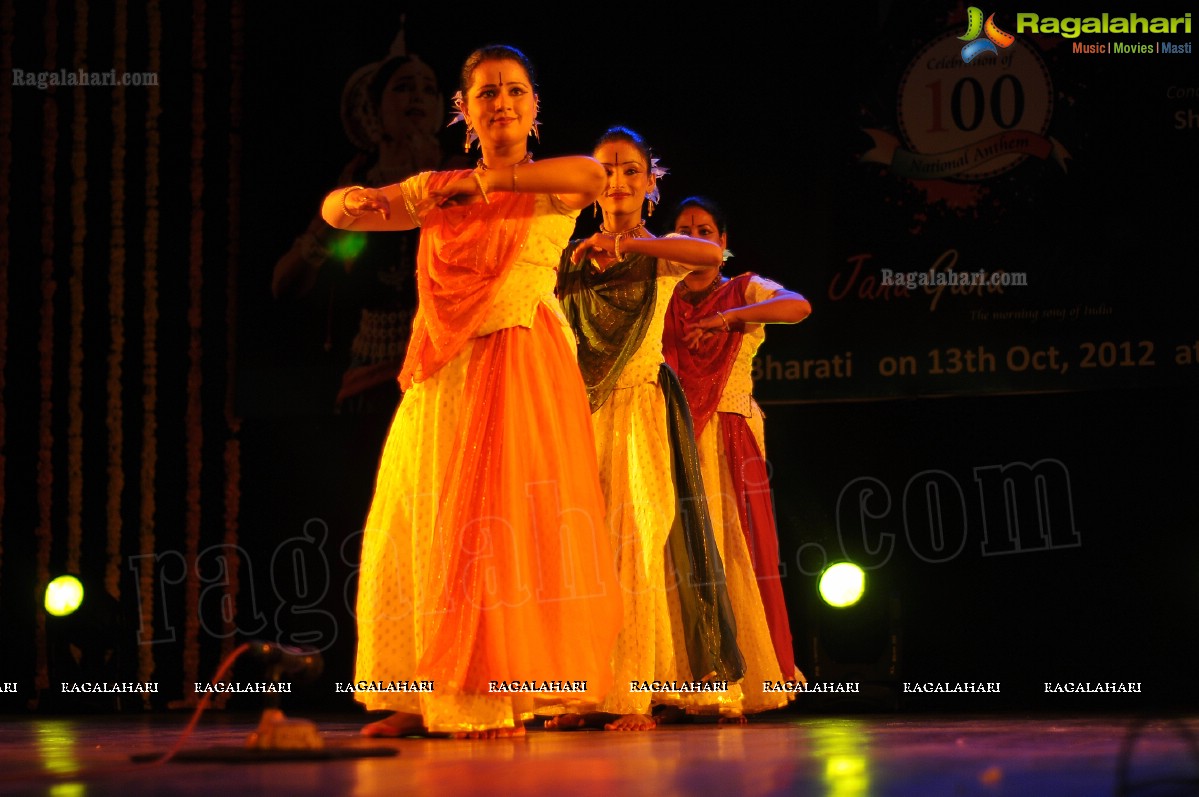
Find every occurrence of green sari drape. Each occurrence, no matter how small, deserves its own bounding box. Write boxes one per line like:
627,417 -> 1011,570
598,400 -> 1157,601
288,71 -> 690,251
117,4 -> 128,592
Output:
557,244 -> 745,682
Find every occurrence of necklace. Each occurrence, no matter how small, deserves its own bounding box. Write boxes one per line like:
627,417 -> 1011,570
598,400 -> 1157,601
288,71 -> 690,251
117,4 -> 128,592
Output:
679,269 -> 724,302
599,219 -> 647,238
476,152 -> 533,171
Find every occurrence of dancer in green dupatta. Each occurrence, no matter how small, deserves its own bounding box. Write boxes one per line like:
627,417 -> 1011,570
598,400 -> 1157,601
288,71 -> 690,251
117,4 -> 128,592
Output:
548,126 -> 744,731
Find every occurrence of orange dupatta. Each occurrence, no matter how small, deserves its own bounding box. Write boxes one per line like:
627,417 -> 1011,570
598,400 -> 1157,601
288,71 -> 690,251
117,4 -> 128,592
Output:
399,170 -> 536,389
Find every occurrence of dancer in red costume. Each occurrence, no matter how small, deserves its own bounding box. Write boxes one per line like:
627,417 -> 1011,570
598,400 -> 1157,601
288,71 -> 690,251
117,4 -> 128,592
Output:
664,195 -> 812,690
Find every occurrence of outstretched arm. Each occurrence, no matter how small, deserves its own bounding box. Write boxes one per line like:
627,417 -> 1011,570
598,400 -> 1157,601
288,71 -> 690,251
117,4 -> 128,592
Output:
722,290 -> 812,325
422,156 -> 606,211
489,156 -> 607,210
322,156 -> 607,230
683,288 -> 811,349
321,182 -> 414,232
571,233 -> 723,270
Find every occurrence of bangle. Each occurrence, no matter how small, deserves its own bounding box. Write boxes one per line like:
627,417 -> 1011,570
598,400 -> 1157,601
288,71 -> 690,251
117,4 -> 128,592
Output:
511,163 -> 519,192
613,233 -> 623,261
341,185 -> 366,218
716,311 -> 731,332
473,170 -> 491,204
398,181 -> 419,225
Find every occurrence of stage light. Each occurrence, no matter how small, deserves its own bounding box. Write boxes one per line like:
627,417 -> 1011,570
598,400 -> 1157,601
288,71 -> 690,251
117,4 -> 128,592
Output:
806,562 -> 902,710
44,575 -> 84,617
819,562 -> 865,608
41,575 -> 127,712
328,231 -> 367,261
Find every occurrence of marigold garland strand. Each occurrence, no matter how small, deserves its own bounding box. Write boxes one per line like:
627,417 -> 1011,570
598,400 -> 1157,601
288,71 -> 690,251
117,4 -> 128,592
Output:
106,0 -> 128,603
66,0 -> 89,575
218,0 -> 246,704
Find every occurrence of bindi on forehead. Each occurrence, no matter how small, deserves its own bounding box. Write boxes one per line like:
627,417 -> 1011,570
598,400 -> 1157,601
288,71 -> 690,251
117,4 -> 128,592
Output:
472,62 -> 530,90
600,149 -> 646,168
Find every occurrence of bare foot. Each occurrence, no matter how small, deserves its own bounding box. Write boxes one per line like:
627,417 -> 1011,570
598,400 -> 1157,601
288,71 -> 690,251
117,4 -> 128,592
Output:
544,712 -> 617,731
653,705 -> 689,726
604,713 -> 657,731
361,712 -> 425,738
544,713 -> 586,731
450,724 -> 527,740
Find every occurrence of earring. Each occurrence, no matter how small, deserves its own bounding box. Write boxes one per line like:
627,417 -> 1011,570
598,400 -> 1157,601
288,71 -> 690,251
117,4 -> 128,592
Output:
464,126 -> 474,153
647,200 -> 655,217
592,201 -> 598,218
530,121 -> 541,144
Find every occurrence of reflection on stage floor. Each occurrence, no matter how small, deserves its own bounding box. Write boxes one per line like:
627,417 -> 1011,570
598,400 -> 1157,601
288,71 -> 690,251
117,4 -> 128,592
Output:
1,710 -> 1196,796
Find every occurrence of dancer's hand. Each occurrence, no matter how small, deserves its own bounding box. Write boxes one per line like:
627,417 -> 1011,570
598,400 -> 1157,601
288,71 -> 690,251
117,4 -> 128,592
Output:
571,233 -> 616,266
419,171 -> 488,213
344,187 -> 391,221
683,314 -> 730,350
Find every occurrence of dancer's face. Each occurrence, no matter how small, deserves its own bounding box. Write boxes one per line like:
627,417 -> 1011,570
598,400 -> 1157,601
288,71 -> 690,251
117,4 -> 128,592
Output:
674,208 -> 726,249
461,59 -> 536,149
594,141 -> 654,218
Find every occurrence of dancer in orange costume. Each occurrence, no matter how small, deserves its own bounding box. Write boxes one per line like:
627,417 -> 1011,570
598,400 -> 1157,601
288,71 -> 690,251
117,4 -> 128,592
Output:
322,44 -> 621,738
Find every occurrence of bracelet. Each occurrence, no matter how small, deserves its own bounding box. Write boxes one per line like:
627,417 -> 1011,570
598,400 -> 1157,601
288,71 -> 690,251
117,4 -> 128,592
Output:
341,185 -> 366,218
473,170 -> 491,204
716,311 -> 730,332
613,233 -> 623,261
398,181 -> 419,225
511,163 -> 519,192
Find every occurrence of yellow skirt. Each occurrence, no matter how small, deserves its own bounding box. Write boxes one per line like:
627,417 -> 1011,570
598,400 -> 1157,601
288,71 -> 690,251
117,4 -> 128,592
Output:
354,304 -> 622,733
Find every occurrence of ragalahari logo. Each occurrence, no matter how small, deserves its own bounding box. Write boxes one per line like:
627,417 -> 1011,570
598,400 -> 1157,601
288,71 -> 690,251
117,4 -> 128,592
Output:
959,7 -> 1016,63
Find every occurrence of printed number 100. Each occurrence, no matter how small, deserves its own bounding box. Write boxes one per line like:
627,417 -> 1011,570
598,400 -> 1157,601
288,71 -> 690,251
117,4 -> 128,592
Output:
925,76 -> 1025,133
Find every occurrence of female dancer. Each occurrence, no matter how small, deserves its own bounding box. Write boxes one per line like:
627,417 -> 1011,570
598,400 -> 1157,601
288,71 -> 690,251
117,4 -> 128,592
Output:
321,45 -> 622,739
664,195 -> 811,688
552,127 -> 744,731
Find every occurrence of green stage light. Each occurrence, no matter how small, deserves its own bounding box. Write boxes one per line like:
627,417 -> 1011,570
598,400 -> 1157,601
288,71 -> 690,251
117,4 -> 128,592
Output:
44,575 -> 84,617
328,231 -> 367,261
819,562 -> 866,608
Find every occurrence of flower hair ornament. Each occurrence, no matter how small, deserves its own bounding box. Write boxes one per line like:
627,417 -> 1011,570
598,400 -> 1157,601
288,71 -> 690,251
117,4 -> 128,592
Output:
448,91 -> 478,152
449,91 -> 541,152
646,157 -> 668,214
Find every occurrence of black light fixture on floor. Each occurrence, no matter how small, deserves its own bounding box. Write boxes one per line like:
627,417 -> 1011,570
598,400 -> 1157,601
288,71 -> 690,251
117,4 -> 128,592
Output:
806,561 -> 902,710
42,573 -> 127,711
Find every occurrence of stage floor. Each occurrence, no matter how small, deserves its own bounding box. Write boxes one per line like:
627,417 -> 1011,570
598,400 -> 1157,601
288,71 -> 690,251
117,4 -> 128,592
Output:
1,710 -> 1196,796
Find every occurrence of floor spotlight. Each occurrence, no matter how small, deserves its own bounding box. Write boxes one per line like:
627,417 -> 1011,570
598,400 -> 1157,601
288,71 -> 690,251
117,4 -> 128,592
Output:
807,562 -> 902,711
42,574 -> 127,712
44,575 -> 85,618
819,562 -> 866,608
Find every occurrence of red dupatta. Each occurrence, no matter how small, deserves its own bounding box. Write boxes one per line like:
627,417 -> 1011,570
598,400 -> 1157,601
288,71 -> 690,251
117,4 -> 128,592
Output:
399,170 -> 535,389
666,271 -> 799,678
663,272 -> 753,436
